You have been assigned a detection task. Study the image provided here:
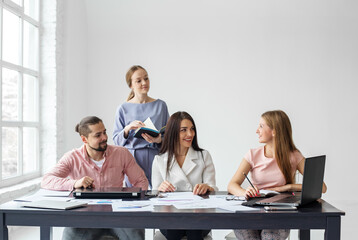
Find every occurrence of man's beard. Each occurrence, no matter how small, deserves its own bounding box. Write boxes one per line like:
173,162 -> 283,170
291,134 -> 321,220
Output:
88,141 -> 107,152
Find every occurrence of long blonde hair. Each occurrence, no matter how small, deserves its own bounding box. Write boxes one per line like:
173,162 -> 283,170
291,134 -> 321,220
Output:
262,110 -> 298,184
125,65 -> 147,101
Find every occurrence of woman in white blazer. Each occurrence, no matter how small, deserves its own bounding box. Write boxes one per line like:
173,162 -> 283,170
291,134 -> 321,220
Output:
152,111 -> 218,240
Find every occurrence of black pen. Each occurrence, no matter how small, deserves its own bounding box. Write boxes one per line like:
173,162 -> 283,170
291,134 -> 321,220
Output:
243,172 -> 259,196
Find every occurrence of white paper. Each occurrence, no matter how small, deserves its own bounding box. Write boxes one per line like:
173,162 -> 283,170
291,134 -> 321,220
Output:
209,195 -> 245,201
161,194 -> 257,211
160,192 -> 202,200
71,199 -> 123,205
15,189 -> 72,202
209,195 -> 231,200
259,189 -> 280,196
36,189 -> 72,197
218,204 -> 258,212
150,192 -> 202,206
207,196 -> 234,206
112,200 -> 154,212
143,117 -> 158,131
173,199 -> 217,209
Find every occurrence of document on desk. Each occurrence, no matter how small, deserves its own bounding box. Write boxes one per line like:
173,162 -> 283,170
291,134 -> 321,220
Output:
15,189 -> 73,202
112,200 -> 154,212
73,199 -> 123,205
207,195 -> 257,212
173,196 -> 246,210
150,192 -> 202,206
218,203 -> 257,212
209,195 -> 244,201
173,198 -> 217,209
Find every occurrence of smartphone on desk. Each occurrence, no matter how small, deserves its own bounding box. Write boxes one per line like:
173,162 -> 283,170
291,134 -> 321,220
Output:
264,206 -> 297,211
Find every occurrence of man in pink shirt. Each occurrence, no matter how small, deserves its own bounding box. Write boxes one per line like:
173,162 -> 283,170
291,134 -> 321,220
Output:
41,116 -> 148,240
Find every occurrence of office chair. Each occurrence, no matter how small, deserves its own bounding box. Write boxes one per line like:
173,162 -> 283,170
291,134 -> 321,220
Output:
153,230 -> 212,240
225,231 -> 291,240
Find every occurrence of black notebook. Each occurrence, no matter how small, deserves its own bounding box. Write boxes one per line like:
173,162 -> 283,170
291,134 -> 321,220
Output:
134,127 -> 160,138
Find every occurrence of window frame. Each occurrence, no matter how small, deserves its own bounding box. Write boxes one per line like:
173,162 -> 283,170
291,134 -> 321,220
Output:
0,0 -> 40,188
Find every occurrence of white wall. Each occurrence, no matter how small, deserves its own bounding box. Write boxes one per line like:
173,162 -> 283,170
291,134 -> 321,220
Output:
62,0 -> 358,238
62,0 -> 89,151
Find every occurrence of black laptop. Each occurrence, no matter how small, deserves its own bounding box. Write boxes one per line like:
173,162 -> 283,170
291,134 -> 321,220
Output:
255,155 -> 326,207
72,187 -> 141,199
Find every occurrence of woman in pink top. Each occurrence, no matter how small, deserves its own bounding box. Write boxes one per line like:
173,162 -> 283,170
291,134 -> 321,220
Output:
228,110 -> 327,240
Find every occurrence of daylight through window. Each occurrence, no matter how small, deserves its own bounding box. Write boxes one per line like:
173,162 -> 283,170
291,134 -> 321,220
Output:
0,0 -> 40,187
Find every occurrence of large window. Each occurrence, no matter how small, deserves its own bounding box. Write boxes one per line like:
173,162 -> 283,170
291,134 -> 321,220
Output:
0,0 -> 39,187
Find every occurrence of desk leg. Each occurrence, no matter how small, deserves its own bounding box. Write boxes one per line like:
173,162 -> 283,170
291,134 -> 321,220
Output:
40,226 -> 53,240
0,213 -> 9,240
325,216 -> 341,240
299,229 -> 310,240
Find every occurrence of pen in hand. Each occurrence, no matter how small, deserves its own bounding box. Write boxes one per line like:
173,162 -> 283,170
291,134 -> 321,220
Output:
243,172 -> 259,197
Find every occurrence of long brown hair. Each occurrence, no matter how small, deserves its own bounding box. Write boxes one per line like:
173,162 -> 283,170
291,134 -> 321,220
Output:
125,65 -> 147,101
160,111 -> 203,173
262,110 -> 298,184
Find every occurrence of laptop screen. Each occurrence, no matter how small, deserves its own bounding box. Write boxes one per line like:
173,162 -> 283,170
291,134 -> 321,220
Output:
300,155 -> 326,205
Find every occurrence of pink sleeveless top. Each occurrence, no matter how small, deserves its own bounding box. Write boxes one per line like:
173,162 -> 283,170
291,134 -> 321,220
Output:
244,146 -> 304,189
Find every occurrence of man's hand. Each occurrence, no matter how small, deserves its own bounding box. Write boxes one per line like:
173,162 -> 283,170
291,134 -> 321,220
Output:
74,176 -> 95,189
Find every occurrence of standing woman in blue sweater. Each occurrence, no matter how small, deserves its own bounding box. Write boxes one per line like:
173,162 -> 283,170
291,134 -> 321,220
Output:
113,65 -> 169,187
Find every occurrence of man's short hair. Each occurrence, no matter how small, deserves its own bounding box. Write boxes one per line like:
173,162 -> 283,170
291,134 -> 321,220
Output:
75,116 -> 103,137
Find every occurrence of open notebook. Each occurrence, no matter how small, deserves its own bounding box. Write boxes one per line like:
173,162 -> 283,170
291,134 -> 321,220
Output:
134,117 -> 160,138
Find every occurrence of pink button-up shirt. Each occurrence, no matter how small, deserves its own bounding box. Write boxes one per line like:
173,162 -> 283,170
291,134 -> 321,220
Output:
41,145 -> 148,191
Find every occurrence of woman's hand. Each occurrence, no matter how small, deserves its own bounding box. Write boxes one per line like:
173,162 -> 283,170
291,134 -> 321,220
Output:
158,181 -> 176,192
74,176 -> 95,189
124,120 -> 144,138
142,133 -> 162,144
244,185 -> 260,199
193,184 -> 213,195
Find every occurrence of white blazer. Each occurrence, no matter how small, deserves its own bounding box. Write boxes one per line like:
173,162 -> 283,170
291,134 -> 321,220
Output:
151,147 -> 218,191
